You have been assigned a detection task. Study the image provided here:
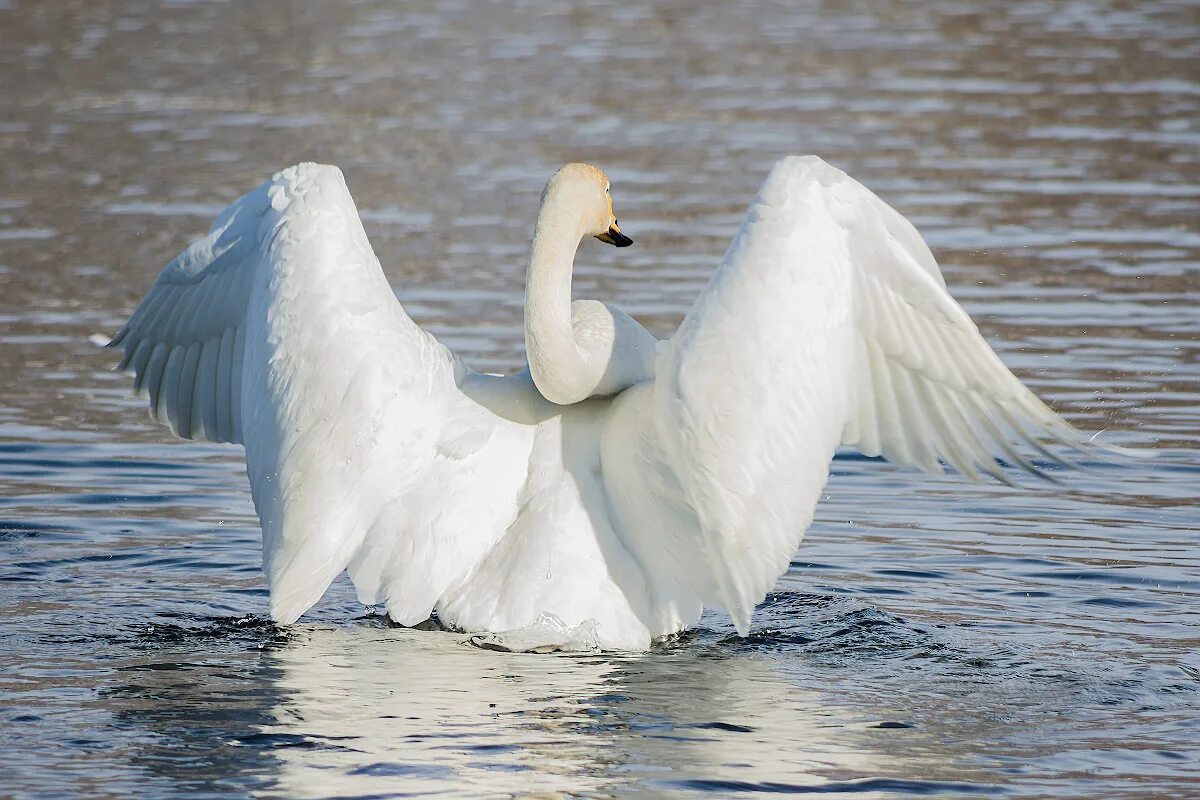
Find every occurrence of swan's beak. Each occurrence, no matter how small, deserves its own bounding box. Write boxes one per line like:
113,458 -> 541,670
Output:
595,223 -> 632,247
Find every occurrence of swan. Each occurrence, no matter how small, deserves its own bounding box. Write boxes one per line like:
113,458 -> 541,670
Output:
109,156 -> 1105,650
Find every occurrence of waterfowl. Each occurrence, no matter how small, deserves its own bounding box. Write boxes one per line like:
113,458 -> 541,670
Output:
110,156 -> 1099,650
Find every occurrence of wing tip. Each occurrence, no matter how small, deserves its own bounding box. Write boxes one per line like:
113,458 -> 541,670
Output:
271,162 -> 347,194
269,604 -> 304,626
769,154 -> 847,188
1102,443 -> 1157,459
269,585 -> 320,626
728,606 -> 752,638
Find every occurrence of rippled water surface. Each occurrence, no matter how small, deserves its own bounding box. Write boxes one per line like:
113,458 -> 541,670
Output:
2,1 -> 1198,797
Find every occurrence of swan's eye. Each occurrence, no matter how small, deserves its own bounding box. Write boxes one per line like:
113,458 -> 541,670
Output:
605,185 -> 610,195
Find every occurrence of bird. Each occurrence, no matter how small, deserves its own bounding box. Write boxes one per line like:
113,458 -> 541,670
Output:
109,156 -> 1108,651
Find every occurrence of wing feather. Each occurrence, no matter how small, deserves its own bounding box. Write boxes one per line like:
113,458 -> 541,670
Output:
156,345 -> 185,428
214,327 -> 235,442
193,337 -> 219,440
140,343 -> 167,404
174,342 -> 201,439
229,323 -> 246,442
852,337 -> 882,456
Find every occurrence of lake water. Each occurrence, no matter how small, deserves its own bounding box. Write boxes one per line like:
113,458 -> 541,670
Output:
1,0 -> 1198,797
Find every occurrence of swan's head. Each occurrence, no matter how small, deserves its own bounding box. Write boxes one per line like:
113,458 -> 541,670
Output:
544,163 -> 632,248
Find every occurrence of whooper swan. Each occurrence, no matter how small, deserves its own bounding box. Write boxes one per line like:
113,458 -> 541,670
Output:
110,157 -> 1104,650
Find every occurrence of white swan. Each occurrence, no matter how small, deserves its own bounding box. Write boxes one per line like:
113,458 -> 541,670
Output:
110,156 -> 1100,650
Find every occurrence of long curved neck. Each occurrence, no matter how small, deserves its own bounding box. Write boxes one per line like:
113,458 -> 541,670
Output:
524,197 -> 592,405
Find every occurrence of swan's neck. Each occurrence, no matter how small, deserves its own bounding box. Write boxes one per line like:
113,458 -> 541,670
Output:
524,199 -> 592,405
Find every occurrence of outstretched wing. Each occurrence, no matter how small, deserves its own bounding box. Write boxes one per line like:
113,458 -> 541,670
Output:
832,166 -> 1088,481
110,163 -> 493,624
608,155 -> 1103,635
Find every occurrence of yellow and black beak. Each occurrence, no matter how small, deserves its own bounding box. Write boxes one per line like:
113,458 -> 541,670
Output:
595,222 -> 633,248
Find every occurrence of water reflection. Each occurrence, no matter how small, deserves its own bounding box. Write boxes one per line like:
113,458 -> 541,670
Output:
257,623 -> 955,797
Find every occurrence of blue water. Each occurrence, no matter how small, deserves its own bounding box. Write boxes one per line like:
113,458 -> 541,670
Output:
1,0 -> 1198,797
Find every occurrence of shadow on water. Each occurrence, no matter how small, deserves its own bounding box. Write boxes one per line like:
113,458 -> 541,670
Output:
87,617 -> 292,798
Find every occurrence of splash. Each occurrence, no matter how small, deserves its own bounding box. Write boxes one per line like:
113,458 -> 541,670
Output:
468,612 -> 601,653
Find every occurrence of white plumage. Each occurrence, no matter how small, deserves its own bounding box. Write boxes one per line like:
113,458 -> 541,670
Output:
111,156 -> 1101,650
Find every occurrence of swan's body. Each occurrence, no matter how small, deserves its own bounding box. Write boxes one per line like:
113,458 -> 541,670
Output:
110,156 -> 1099,650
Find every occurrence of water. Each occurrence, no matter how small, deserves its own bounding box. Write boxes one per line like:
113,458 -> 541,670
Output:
1,0 -> 1197,797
